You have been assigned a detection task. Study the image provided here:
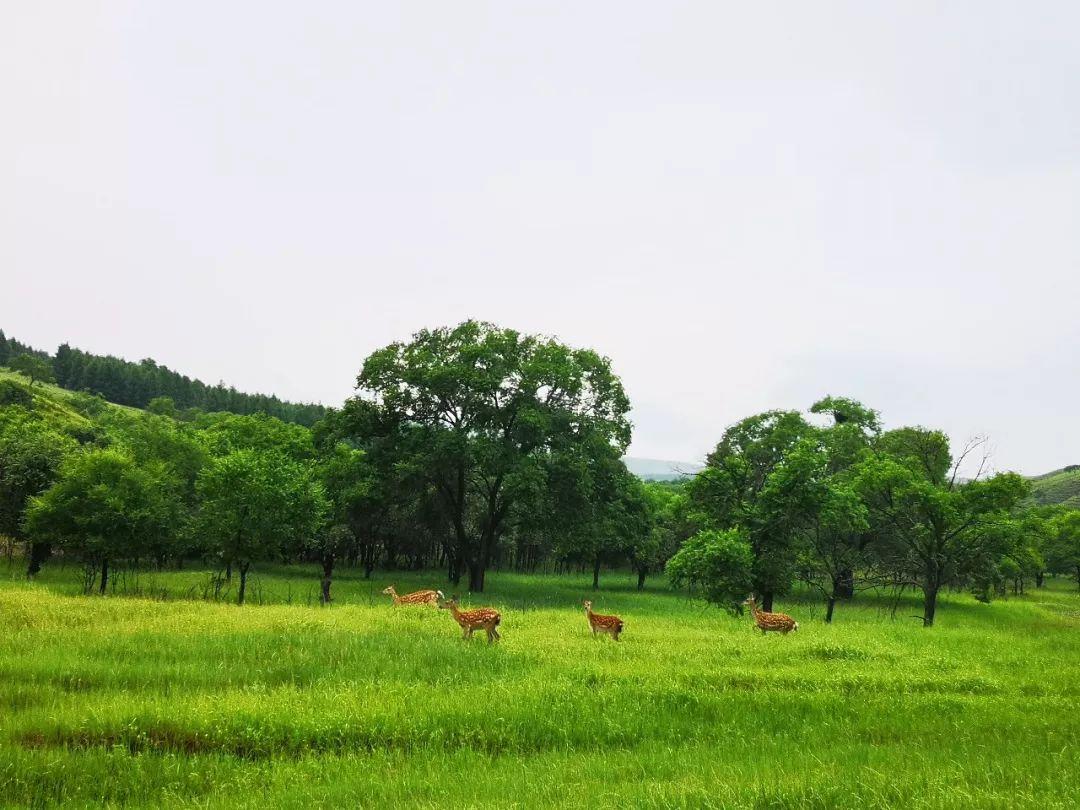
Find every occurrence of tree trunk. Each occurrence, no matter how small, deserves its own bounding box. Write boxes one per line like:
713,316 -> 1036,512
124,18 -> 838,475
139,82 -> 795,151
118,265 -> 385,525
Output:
637,568 -> 647,590
225,561 -> 232,581
761,591 -> 774,612
922,584 -> 939,627
320,556 -> 334,605
468,561 -> 485,592
1035,571 -> 1045,588
26,541 -> 50,578
592,558 -> 601,590
99,558 -> 109,595
237,562 -> 250,605
836,568 -> 855,599
825,596 -> 836,623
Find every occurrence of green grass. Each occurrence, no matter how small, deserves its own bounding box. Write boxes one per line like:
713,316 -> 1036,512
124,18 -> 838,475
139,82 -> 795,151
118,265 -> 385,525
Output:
1,562 -> 1079,808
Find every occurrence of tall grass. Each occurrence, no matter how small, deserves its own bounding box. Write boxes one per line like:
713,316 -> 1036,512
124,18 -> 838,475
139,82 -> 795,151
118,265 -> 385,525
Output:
1,563 -> 1078,808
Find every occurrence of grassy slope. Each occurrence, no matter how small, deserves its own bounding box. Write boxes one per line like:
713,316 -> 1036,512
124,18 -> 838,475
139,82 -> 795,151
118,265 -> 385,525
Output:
1029,467 -> 1080,509
1,565 -> 1078,808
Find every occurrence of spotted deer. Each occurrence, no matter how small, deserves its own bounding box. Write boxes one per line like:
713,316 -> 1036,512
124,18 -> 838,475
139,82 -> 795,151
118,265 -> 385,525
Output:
742,594 -> 799,635
583,600 -> 624,641
382,585 -> 443,607
438,595 -> 501,643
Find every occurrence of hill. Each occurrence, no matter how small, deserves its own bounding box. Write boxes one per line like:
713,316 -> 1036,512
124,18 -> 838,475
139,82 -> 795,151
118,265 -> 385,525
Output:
1030,465 -> 1080,509
1,329 -> 327,426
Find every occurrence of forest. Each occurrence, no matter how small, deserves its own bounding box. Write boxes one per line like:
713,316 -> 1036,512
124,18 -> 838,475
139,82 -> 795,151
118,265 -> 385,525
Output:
2,321 -> 1078,626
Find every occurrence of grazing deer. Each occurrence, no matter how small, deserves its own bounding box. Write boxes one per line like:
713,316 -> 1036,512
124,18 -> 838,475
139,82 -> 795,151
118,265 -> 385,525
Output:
438,595 -> 501,643
583,600 -> 624,641
742,594 -> 799,635
382,585 -> 443,607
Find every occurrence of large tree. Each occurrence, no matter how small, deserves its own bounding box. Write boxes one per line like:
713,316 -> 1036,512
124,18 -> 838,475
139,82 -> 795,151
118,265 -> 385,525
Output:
194,449 -> 327,604
687,409 -> 814,610
25,450 -> 180,594
348,321 -> 631,591
763,397 -> 880,621
854,432 -> 1029,626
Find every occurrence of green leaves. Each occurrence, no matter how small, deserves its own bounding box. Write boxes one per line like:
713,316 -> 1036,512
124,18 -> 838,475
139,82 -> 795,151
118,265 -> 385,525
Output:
666,529 -> 754,611
25,449 -> 181,570
194,449 -> 328,571
349,320 -> 632,589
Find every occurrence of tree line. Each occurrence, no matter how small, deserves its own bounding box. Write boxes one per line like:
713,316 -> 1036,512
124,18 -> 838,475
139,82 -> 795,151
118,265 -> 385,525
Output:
0,329 -> 327,425
2,321 -> 1078,624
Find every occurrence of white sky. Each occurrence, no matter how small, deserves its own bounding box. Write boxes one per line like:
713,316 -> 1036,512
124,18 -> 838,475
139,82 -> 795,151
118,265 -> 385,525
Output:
3,2 -> 1078,474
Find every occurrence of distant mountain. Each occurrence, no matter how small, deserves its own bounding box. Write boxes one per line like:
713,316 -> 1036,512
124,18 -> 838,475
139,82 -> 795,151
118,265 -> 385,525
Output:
623,457 -> 704,481
1029,465 -> 1080,509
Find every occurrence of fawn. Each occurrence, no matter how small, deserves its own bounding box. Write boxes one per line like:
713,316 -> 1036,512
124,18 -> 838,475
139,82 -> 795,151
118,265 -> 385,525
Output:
382,585 -> 443,607
583,600 -> 624,641
439,595 -> 501,643
742,594 -> 799,635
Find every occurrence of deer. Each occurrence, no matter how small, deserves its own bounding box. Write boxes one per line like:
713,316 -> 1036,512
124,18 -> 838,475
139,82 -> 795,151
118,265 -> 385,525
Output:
583,600 -> 624,641
381,585 -> 443,607
742,594 -> 799,635
438,595 -> 501,643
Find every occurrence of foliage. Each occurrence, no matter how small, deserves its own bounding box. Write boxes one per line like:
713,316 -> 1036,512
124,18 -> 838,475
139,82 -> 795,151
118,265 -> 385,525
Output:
0,380 -> 34,408
687,409 -> 815,607
194,450 -> 327,603
666,528 -> 754,610
24,449 -> 182,592
0,412 -> 77,543
8,354 -> 55,387
347,320 -> 631,591
854,433 -> 1030,625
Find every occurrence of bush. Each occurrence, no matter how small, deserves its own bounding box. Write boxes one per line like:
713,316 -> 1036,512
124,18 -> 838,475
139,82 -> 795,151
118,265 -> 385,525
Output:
0,380 -> 34,408
666,528 -> 754,612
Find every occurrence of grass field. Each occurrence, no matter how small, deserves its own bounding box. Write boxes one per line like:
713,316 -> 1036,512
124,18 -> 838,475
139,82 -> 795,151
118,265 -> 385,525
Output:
1,562 -> 1079,808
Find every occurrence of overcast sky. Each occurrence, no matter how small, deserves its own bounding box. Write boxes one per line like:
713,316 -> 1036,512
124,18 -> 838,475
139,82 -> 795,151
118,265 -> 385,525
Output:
3,2 -> 1078,474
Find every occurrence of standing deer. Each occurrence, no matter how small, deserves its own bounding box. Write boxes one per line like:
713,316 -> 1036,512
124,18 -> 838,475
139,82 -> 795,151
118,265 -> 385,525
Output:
438,595 -> 502,643
742,594 -> 799,635
382,585 -> 443,607
583,600 -> 624,641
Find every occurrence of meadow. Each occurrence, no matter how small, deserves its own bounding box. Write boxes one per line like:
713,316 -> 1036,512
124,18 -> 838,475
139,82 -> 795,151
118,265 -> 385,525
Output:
1,563 -> 1079,809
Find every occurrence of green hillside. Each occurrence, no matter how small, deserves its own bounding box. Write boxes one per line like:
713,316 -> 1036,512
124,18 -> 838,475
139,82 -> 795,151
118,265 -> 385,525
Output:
1030,466 -> 1080,509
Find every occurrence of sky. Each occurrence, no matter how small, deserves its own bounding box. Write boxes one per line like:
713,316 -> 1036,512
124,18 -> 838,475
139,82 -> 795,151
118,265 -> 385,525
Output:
2,2 -> 1078,475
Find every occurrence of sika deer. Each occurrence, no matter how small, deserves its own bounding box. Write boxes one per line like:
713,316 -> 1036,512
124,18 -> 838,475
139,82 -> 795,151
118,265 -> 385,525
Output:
742,594 -> 799,635
382,585 -> 443,607
583,600 -> 624,641
439,595 -> 502,643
